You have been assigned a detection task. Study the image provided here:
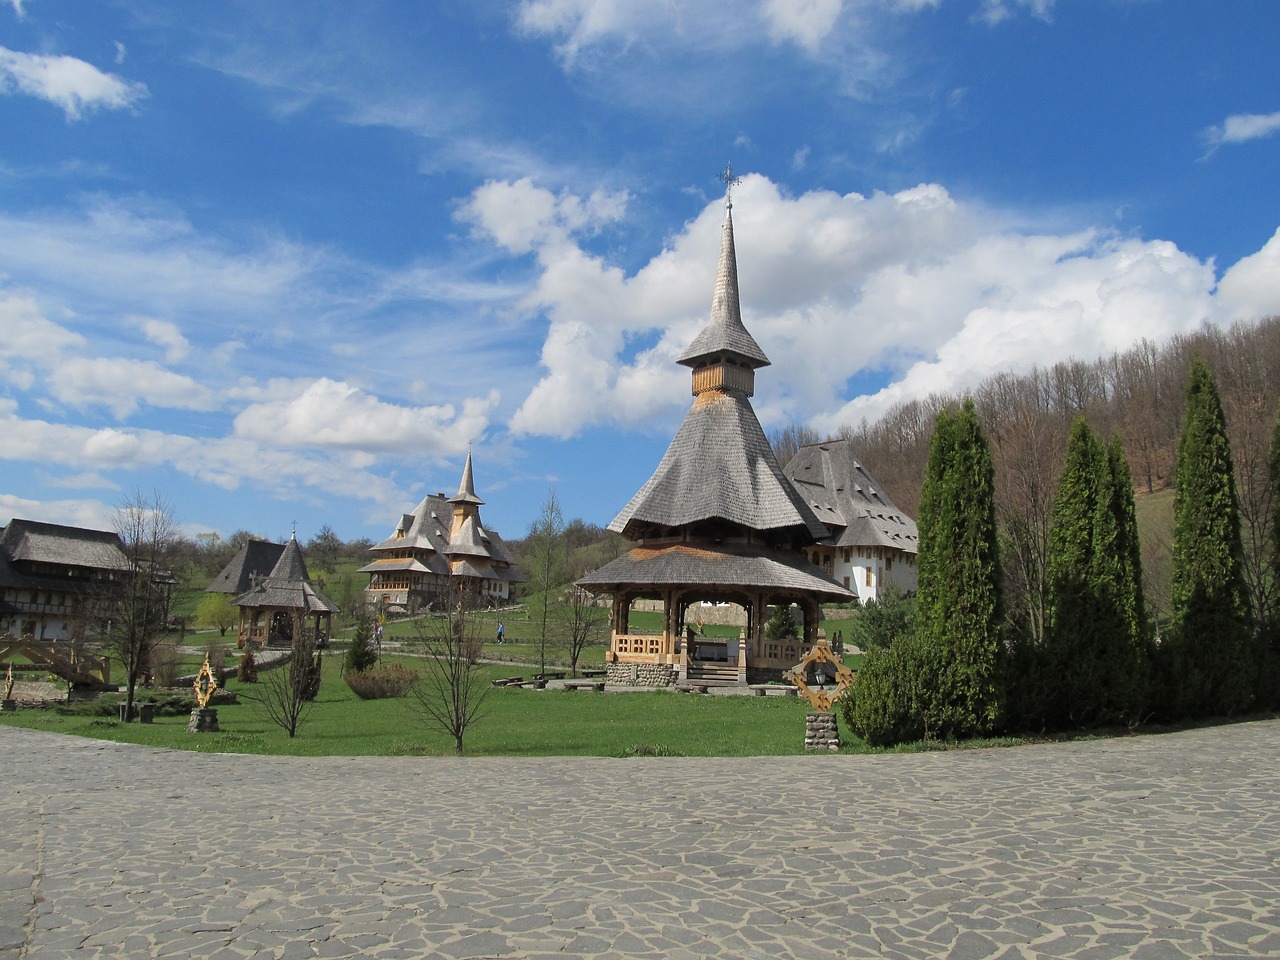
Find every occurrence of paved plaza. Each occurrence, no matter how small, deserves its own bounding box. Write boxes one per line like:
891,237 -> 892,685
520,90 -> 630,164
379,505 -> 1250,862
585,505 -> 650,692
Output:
3,720 -> 1278,959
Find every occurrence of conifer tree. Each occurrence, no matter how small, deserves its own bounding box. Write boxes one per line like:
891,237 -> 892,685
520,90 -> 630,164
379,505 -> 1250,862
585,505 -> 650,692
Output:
1164,358 -> 1254,717
1259,403 -> 1280,709
912,398 -> 1005,738
1043,418 -> 1107,727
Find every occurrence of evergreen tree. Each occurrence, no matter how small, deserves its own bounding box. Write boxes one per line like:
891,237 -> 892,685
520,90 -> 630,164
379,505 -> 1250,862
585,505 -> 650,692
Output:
1105,431 -> 1152,714
1164,358 -> 1254,718
1259,403 -> 1280,709
911,399 -> 1005,738
1041,420 -> 1148,728
343,605 -> 378,675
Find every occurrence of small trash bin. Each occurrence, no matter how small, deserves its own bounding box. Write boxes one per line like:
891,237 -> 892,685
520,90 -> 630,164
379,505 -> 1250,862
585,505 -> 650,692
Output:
138,702 -> 155,724
118,701 -> 130,722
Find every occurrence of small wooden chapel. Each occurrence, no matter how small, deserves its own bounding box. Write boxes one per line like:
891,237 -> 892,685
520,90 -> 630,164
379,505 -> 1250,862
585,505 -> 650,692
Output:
578,173 -> 855,685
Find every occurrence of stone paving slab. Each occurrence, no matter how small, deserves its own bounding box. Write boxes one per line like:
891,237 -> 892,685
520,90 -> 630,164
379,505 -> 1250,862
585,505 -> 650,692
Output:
3,720 -> 1279,959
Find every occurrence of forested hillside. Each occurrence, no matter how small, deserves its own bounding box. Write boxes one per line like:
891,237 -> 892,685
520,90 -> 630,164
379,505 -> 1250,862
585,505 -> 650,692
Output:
776,315 -> 1280,637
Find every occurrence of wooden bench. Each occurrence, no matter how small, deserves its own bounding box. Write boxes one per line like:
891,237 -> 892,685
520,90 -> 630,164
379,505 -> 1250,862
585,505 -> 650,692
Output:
675,682 -> 710,694
562,679 -> 606,692
491,676 -> 525,687
580,669 -> 606,678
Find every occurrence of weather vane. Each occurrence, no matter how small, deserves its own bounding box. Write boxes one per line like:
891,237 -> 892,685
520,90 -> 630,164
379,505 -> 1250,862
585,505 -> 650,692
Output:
718,162 -> 741,206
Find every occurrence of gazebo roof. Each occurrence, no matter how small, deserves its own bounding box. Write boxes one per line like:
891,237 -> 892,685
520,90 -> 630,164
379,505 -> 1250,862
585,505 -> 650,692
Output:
578,542 -> 851,600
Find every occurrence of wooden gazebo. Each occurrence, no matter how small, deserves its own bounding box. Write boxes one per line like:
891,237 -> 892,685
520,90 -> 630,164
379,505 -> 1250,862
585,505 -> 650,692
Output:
232,534 -> 339,649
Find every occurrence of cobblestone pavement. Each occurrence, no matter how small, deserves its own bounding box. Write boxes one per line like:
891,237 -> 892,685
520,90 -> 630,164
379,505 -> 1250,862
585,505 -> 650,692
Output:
3,720 -> 1279,959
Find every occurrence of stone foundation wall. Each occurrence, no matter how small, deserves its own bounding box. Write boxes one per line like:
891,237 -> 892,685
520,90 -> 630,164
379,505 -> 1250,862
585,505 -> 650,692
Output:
805,712 -> 841,752
606,662 -> 678,687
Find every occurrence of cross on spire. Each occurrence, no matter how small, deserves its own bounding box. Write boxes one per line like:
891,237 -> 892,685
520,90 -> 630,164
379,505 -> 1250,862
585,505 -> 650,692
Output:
718,162 -> 741,207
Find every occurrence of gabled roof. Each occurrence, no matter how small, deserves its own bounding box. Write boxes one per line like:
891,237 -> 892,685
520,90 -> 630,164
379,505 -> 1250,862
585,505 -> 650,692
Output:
0,519 -> 130,573
445,514 -> 490,559
206,539 -> 287,594
609,389 -> 828,542
784,438 -> 919,554
677,204 -> 770,369
372,494 -> 452,553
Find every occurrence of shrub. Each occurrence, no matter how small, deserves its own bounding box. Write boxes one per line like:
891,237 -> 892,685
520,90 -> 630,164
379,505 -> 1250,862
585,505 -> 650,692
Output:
344,663 -> 419,700
150,643 -> 184,688
343,606 -> 379,675
237,646 -> 258,683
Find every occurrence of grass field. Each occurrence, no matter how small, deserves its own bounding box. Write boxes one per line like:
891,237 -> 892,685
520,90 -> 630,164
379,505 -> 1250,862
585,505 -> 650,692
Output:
0,653 -> 851,757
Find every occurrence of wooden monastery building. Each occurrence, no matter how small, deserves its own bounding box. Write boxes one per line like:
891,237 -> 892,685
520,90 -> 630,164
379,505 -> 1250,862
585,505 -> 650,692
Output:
361,453 -> 521,613
0,519 -> 131,643
784,438 -> 918,604
578,184 -> 856,686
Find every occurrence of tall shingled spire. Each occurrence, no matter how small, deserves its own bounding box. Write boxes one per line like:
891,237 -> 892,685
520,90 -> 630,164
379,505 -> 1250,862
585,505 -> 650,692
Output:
448,449 -> 484,507
677,167 -> 770,387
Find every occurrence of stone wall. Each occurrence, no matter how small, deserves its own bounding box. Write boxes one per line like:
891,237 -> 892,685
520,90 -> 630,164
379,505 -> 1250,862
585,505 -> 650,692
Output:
805,712 -> 841,752
606,661 -> 678,687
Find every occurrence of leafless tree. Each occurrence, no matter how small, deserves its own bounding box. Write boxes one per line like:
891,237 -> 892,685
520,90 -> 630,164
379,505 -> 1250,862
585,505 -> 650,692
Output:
100,490 -> 177,721
561,585 -> 608,677
253,612 -> 320,738
769,423 -> 822,468
408,582 -> 490,754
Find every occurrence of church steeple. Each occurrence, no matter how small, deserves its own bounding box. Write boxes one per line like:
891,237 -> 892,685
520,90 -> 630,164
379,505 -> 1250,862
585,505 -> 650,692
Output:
447,450 -> 484,507
677,169 -> 769,398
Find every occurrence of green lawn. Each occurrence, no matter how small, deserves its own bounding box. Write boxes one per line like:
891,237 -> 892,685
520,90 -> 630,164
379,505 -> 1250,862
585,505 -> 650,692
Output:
1,653 -> 851,757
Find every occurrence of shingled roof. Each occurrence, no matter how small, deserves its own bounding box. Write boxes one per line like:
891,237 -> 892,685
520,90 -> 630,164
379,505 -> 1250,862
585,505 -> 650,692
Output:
206,539 -> 286,594
609,390 -> 828,542
784,438 -> 919,554
578,542 -> 851,600
231,534 -> 340,614
0,519 -> 130,574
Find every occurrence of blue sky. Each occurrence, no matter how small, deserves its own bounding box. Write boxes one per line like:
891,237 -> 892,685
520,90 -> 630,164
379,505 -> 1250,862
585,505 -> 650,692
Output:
2,0 -> 1279,548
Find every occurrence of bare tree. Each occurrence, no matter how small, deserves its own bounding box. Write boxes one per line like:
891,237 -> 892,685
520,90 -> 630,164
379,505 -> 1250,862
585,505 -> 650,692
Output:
769,423 -> 822,468
525,488 -> 565,676
408,582 -> 490,754
253,612 -> 320,738
101,490 -> 177,722
561,585 -> 608,677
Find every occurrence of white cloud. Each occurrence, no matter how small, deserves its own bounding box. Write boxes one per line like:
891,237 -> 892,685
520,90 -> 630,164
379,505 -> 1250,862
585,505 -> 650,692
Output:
462,173 -> 1266,442
977,0 -> 1056,26
0,493 -> 118,532
0,291 -> 85,371
459,177 -> 628,256
134,316 -> 190,362
50,357 -> 218,418
0,46 -> 148,120
761,0 -> 844,51
232,378 -> 497,455
7,1 -> 26,21
1216,227 -> 1280,323
1203,110 -> 1280,152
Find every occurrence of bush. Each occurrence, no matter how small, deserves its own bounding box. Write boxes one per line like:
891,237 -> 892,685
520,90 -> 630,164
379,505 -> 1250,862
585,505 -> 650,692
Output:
237,646 -> 258,683
848,583 -> 915,652
842,631 -> 945,746
344,663 -> 419,700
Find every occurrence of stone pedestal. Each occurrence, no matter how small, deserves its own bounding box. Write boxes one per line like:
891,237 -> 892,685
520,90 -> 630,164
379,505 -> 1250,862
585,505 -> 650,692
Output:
805,712 -> 840,752
187,708 -> 219,733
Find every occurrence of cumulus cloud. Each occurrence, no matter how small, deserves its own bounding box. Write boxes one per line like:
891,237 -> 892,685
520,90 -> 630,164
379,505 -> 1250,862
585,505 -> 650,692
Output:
232,377 -> 498,455
0,46 -> 148,120
461,173 -> 1277,442
1216,227 -> 1280,323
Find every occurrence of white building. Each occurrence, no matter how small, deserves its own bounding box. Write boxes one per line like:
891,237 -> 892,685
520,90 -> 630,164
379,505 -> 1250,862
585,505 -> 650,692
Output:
784,439 -> 919,604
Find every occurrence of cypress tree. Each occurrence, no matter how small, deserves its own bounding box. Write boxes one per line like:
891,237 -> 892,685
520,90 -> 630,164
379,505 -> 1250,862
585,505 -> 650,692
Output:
1259,404 -> 1280,709
1165,358 -> 1253,718
1039,421 -> 1147,728
1043,418 -> 1108,727
913,399 -> 1005,738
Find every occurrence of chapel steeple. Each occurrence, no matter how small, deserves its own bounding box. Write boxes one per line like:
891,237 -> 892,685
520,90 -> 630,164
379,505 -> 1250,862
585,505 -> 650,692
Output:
677,174 -> 769,398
